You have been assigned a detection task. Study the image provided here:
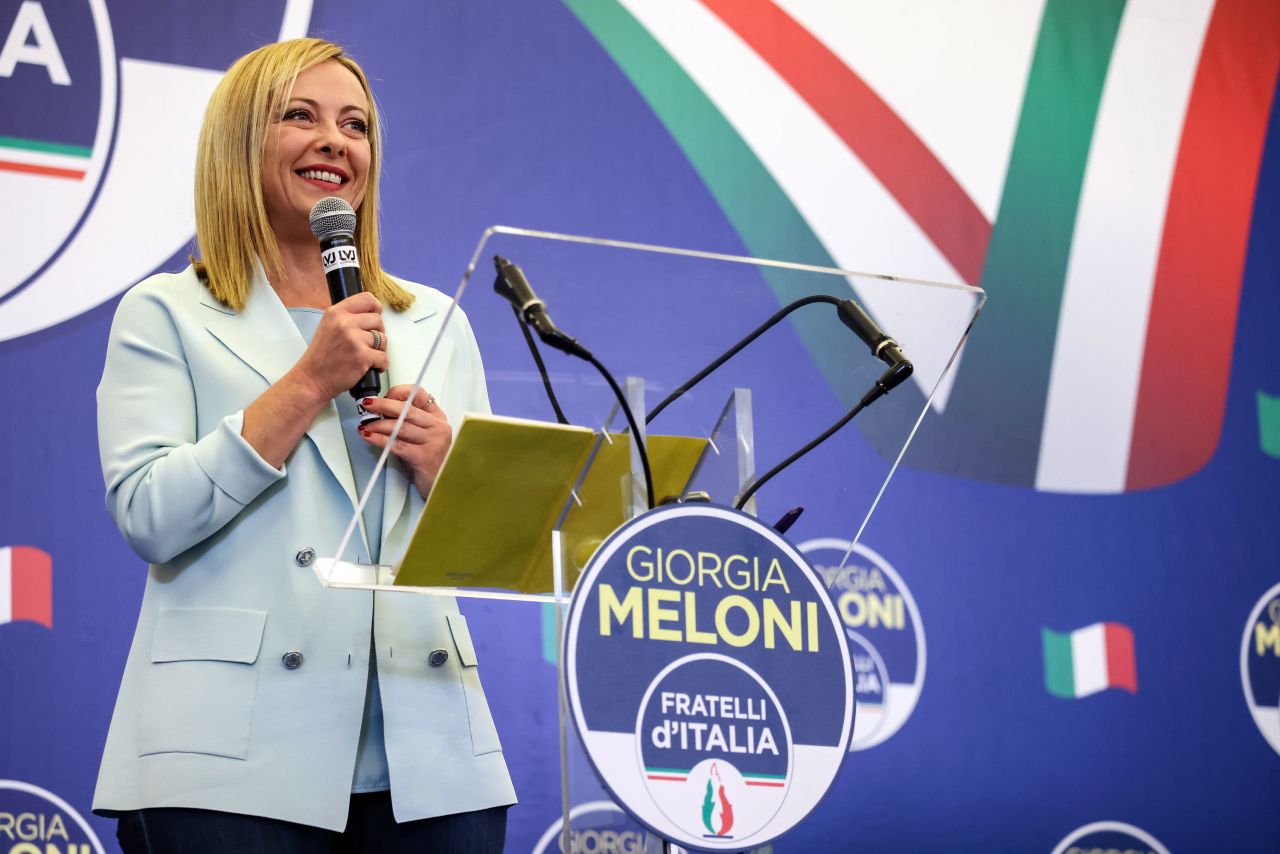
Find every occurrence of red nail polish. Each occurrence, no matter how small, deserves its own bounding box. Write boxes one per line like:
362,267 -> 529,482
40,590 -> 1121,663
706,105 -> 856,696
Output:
361,398 -> 373,406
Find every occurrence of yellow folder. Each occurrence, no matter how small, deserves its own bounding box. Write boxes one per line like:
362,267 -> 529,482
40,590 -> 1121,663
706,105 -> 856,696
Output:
393,414 -> 706,594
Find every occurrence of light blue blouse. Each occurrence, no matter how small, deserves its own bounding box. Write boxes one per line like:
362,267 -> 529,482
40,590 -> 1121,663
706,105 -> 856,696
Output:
288,308 -> 389,793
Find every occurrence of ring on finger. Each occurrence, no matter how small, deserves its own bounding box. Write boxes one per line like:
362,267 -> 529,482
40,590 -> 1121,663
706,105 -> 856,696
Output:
424,393 -> 436,409
371,330 -> 383,351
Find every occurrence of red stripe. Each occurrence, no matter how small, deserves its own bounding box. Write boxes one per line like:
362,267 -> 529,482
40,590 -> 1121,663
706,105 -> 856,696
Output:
1126,0 -> 1280,490
646,775 -> 686,782
1103,622 -> 1137,693
10,546 -> 52,629
745,780 -> 786,788
700,0 -> 991,284
0,159 -> 85,180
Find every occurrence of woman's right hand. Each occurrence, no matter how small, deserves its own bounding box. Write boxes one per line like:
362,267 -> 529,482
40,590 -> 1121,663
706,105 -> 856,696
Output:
293,292 -> 387,400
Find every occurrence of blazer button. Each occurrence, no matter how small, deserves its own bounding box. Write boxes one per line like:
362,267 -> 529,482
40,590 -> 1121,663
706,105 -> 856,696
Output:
295,547 -> 316,567
428,649 -> 449,667
282,651 -> 304,670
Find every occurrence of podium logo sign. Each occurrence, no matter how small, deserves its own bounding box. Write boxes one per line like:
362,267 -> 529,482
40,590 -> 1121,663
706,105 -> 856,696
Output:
800,538 -> 925,751
1241,581 -> 1280,758
563,504 -> 853,851
0,780 -> 104,854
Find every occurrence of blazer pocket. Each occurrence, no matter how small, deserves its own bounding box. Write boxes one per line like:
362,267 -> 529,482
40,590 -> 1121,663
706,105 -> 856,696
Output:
445,613 -> 502,756
138,608 -> 267,760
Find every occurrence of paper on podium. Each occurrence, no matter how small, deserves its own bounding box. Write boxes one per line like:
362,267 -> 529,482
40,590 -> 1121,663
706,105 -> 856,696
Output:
558,432 -> 707,580
393,413 -> 706,595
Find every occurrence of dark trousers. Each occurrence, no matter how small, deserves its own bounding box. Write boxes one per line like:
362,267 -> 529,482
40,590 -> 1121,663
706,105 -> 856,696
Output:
116,792 -> 507,853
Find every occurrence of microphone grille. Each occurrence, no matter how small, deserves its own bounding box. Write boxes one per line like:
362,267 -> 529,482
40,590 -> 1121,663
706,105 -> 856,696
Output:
309,197 -> 357,240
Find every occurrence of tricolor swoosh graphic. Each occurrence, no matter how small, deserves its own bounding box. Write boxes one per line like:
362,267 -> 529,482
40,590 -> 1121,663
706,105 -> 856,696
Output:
566,0 -> 1280,492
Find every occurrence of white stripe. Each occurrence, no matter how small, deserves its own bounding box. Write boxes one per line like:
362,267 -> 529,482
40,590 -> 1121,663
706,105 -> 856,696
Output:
1037,0 -> 1215,493
1071,623 -> 1110,697
0,145 -> 91,173
618,0 -> 985,411
0,546 -> 12,624
777,0 -> 1045,223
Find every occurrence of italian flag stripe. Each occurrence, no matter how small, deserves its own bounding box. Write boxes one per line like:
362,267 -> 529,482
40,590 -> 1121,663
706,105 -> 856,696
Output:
1042,622 -> 1137,698
933,0 -> 1127,486
0,135 -> 91,157
0,546 -> 53,628
1126,0 -> 1280,490
0,135 -> 90,180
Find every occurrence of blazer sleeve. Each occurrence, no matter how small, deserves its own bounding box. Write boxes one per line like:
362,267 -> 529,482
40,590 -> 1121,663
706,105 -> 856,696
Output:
459,306 -> 491,417
97,280 -> 285,565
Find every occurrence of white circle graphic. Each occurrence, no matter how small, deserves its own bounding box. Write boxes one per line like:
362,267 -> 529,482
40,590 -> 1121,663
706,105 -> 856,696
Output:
0,779 -> 106,854
1050,820 -> 1170,854
798,537 -> 925,750
1240,580 -> 1280,757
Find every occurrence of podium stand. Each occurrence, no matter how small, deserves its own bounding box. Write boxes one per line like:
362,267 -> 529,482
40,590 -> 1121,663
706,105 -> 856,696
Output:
314,226 -> 984,851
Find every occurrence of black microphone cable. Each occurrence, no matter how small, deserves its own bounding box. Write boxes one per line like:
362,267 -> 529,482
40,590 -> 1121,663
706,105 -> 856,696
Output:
642,291 -> 912,511
507,301 -> 569,425
646,294 -> 843,424
493,256 -> 655,510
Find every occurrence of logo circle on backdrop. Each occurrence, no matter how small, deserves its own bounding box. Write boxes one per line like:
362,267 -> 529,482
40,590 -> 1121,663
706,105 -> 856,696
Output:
1241,581 -> 1280,757
798,538 -> 925,750
1050,820 -> 1170,854
531,801 -> 659,854
563,504 -> 853,851
0,780 -> 105,853
0,0 -> 117,303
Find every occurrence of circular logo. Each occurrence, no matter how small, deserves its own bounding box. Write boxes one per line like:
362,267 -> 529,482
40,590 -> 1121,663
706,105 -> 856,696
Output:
1050,820 -> 1170,854
0,2 -> 312,342
0,0 -> 116,303
0,780 -> 105,854
531,801 -> 665,854
799,538 -> 925,750
1241,581 -> 1280,757
563,504 -> 853,851
637,655 -> 791,842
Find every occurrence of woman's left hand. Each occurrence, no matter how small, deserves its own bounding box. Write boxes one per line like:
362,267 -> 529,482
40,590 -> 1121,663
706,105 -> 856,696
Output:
358,385 -> 452,499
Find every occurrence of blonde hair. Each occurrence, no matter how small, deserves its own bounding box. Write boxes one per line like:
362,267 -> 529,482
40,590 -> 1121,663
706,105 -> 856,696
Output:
191,38 -> 412,311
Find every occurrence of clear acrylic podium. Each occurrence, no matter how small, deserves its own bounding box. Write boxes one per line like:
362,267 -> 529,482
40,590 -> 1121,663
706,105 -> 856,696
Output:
314,226 -> 984,851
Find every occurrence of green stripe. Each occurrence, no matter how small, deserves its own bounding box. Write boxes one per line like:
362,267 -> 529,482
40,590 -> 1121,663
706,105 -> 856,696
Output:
1041,628 -> 1076,698
742,772 -> 787,780
561,0 -> 907,444
1259,390 -> 1280,458
0,135 -> 92,158
644,766 -> 690,775
909,0 -> 1127,484
565,0 -> 1127,485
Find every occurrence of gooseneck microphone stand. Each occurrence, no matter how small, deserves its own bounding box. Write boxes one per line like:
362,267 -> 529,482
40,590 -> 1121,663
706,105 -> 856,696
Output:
493,256 -> 656,511
643,293 -> 913,512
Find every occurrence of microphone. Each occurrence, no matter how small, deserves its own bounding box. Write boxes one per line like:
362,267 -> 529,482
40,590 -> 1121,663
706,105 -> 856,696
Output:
493,256 -> 589,359
309,198 -> 381,408
836,299 -> 913,398
492,255 -> 656,510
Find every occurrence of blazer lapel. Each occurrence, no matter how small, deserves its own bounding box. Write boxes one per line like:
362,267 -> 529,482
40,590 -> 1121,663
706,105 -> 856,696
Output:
378,293 -> 448,550
200,265 -> 369,555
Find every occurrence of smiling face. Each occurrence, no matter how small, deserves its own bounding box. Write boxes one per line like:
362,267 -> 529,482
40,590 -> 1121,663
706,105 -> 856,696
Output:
261,59 -> 372,242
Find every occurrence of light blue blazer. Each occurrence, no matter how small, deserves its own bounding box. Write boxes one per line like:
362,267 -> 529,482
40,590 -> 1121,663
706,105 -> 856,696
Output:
92,265 -> 517,830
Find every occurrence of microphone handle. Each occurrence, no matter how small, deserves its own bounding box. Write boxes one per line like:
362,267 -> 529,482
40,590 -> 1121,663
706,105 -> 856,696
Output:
321,234 -> 381,399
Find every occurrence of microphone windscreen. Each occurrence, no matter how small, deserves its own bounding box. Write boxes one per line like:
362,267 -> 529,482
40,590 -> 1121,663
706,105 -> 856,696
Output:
309,197 -> 357,240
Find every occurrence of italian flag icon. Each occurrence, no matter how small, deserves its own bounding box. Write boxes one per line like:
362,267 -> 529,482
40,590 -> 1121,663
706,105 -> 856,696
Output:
0,546 -> 52,629
1042,622 -> 1137,698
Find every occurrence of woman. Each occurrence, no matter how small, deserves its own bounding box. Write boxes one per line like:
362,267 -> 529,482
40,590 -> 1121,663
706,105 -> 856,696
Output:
92,38 -> 515,851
